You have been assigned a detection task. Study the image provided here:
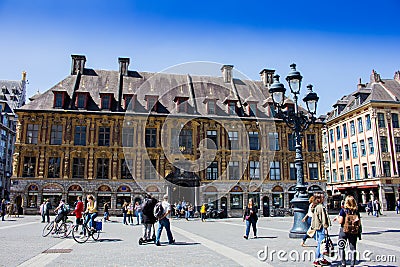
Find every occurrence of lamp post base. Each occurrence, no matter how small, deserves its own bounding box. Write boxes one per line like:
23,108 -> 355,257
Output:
289,193 -> 309,239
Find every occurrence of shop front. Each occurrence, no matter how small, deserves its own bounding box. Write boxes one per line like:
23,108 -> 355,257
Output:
42,183 -> 63,211
67,184 -> 83,208
97,185 -> 112,212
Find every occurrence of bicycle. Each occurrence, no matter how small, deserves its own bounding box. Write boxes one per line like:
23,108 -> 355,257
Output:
42,215 -> 73,238
72,213 -> 102,243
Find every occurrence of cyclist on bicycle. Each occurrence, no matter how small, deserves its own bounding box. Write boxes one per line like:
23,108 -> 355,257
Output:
84,195 -> 98,231
53,199 -> 68,232
73,196 -> 84,226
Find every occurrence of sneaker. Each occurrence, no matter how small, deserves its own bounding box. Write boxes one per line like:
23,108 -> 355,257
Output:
155,241 -> 161,246
169,239 -> 175,244
300,241 -> 305,247
313,260 -> 319,266
319,259 -> 331,265
243,235 -> 248,239
254,236 -> 257,239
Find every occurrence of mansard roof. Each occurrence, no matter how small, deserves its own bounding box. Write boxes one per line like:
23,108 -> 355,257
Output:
327,70 -> 400,121
18,56 -> 311,120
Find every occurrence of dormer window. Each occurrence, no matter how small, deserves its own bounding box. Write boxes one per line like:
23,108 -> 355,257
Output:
145,95 -> 158,112
123,94 -> 135,111
208,100 -> 216,114
76,92 -> 88,109
228,101 -> 236,115
53,91 -> 65,108
173,96 -> 189,113
248,103 -> 257,116
100,93 -> 112,110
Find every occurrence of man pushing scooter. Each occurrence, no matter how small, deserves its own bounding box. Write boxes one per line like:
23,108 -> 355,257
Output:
139,193 -> 158,245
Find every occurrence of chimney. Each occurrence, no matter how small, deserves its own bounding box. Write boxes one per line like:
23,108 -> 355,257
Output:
370,69 -> 382,83
357,78 -> 366,90
221,65 -> 233,83
118,57 -> 130,76
259,69 -> 275,87
21,71 -> 27,82
394,71 -> 400,82
71,55 -> 86,75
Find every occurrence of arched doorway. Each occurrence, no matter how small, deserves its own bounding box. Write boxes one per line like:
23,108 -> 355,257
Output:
27,184 -> 39,208
97,185 -> 112,210
272,185 -> 284,208
221,197 -> 227,218
262,196 -> 270,217
116,185 -> 132,209
166,167 -> 199,205
204,186 -> 218,209
42,183 -> 63,209
67,184 -> 83,208
288,186 -> 297,206
15,195 -> 23,215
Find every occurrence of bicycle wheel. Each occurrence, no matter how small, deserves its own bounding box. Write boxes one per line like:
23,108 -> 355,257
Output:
42,221 -> 54,237
57,223 -> 69,238
92,230 -> 100,241
64,221 -> 73,237
72,225 -> 90,243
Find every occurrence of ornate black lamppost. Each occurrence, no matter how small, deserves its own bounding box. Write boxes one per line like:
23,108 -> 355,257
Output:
269,63 -> 319,238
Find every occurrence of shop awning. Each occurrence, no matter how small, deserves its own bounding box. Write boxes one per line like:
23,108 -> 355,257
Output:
357,185 -> 378,189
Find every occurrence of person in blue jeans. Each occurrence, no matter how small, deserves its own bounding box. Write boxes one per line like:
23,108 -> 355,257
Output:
155,194 -> 175,246
311,193 -> 331,266
243,198 -> 258,239
396,199 -> 400,214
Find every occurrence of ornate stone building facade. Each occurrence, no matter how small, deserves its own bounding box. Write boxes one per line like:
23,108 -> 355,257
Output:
326,70 -> 400,211
11,55 -> 325,216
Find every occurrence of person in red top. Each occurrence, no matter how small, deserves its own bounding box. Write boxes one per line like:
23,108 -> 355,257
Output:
73,196 -> 84,226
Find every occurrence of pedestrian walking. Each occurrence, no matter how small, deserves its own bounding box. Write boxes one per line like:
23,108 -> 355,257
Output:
13,203 -> 18,217
243,198 -> 258,239
311,192 -> 331,266
366,200 -> 372,216
396,199 -> 400,214
7,203 -> 13,218
336,195 -> 362,267
122,201 -> 128,225
200,203 -> 206,222
40,201 -> 46,222
127,202 -> 133,224
373,199 -> 380,217
135,201 -> 142,225
155,194 -> 175,246
45,199 -> 52,223
300,196 -> 315,246
1,199 -> 6,221
103,202 -> 110,221
141,194 -> 157,242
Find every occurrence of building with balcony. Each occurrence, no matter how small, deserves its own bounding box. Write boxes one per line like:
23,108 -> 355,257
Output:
10,55 -> 325,216
326,70 -> 400,211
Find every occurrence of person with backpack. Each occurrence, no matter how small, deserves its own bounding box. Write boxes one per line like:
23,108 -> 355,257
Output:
53,199 -> 68,232
154,194 -> 175,246
336,195 -> 361,267
141,194 -> 158,242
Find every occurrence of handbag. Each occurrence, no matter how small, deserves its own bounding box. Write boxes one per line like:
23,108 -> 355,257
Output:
245,215 -> 250,220
321,232 -> 335,257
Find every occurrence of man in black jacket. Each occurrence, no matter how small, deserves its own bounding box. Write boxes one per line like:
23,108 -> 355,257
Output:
141,194 -> 158,242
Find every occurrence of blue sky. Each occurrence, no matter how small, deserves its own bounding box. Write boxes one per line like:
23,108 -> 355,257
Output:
1,0 -> 399,115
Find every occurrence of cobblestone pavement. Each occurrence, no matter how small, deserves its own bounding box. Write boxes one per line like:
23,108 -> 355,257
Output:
0,212 -> 399,267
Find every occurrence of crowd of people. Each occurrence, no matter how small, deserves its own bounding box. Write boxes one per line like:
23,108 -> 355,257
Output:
26,191 -> 395,266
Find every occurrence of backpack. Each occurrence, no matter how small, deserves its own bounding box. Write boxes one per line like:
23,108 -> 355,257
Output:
153,202 -> 164,219
343,209 -> 360,235
62,203 -> 70,214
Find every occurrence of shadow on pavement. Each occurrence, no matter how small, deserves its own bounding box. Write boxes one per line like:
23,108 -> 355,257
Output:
98,238 -> 123,242
253,236 -> 278,239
